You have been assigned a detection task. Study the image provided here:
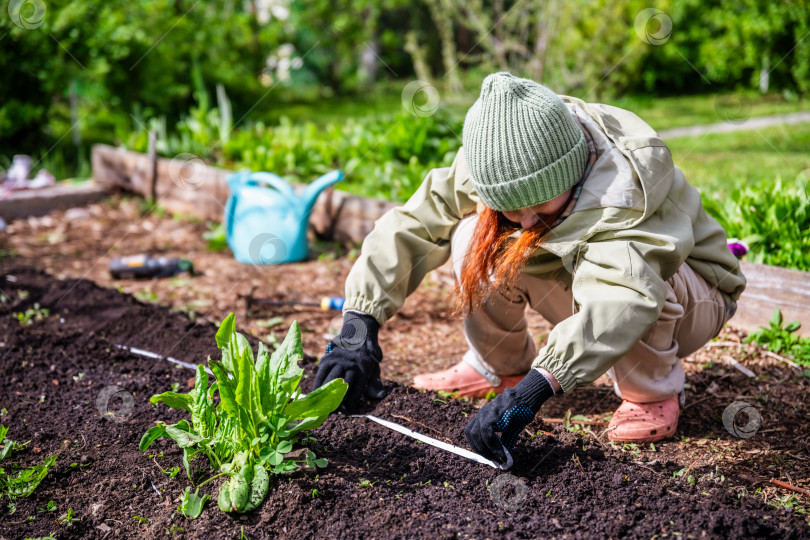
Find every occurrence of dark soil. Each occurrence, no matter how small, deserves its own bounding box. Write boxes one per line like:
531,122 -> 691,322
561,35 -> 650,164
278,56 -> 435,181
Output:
7,200 -> 810,502
1,266 -> 808,539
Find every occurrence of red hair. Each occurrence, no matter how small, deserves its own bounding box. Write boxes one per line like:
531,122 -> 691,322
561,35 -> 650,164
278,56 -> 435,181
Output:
456,203 -> 568,314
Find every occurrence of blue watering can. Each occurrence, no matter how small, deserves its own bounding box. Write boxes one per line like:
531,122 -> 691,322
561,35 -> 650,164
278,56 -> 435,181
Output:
225,170 -> 344,264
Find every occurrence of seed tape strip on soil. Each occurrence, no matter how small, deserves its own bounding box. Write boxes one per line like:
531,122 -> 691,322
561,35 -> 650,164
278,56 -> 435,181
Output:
116,344 -> 506,470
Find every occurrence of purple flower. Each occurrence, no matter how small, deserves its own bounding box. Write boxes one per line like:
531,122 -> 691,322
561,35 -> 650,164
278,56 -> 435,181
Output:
727,238 -> 749,259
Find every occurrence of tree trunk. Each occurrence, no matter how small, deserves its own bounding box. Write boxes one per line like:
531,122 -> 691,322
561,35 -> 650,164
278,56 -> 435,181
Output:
358,7 -> 381,87
405,31 -> 433,82
425,0 -> 462,95
760,51 -> 770,94
360,39 -> 380,86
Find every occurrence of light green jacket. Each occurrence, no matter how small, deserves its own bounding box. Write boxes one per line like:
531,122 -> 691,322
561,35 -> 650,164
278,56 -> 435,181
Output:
343,96 -> 746,394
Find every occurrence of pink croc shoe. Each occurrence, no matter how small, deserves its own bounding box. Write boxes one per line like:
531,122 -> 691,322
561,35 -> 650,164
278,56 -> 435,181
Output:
412,361 -> 526,399
607,395 -> 681,443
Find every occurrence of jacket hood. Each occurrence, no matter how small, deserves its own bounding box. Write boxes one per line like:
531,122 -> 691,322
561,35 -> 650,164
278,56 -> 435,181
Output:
540,95 -> 676,259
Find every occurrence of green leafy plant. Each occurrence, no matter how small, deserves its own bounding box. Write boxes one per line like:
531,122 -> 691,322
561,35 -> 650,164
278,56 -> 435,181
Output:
256,317 -> 284,329
0,426 -> 57,502
14,303 -> 50,326
703,179 -> 810,271
38,500 -> 57,513
769,494 -> 809,521
140,314 -> 348,515
129,108 -> 462,204
178,486 -> 210,519
745,309 -> 810,365
56,508 -> 79,526
0,426 -> 27,461
563,409 -> 598,437
304,449 -> 327,469
672,467 -> 696,485
203,223 -> 228,252
433,389 -> 470,403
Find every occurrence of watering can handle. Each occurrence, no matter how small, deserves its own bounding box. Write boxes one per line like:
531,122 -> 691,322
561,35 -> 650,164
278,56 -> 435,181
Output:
225,170 -> 343,242
225,170 -> 299,242
240,171 -> 298,201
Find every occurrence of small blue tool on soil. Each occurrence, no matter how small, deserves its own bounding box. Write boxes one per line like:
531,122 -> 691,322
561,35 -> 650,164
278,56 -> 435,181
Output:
242,290 -> 345,313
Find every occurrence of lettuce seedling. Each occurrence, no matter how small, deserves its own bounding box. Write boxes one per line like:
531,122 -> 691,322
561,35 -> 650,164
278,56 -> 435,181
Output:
0,426 -> 57,502
140,314 -> 347,514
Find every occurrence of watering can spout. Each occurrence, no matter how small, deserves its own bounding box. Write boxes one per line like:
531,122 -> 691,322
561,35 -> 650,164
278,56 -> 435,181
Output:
302,170 -> 344,217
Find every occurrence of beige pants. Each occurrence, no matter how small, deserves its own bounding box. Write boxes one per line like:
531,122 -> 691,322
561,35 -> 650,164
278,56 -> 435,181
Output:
451,214 -> 733,403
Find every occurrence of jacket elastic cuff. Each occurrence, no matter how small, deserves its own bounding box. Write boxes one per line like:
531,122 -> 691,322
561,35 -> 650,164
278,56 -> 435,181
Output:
342,296 -> 387,327
532,354 -> 578,395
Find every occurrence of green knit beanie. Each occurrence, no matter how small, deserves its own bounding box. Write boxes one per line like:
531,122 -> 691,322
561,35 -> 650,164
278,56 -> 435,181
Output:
462,72 -> 589,211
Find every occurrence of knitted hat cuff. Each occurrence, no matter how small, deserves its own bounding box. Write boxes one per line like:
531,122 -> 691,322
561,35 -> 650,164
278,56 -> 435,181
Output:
473,131 -> 588,211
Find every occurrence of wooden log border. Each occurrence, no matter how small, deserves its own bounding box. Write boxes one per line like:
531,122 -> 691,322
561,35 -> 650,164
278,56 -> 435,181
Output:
91,144 -> 810,338
0,181 -> 110,221
735,262 -> 810,338
91,144 -> 398,244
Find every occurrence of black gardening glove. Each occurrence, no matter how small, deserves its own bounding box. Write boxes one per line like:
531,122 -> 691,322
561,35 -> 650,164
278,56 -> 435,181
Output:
313,311 -> 386,411
464,369 -> 555,468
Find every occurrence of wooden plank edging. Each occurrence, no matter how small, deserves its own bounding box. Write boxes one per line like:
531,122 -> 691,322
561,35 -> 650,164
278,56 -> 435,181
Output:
735,262 -> 810,338
91,144 -> 398,244
0,181 -> 110,221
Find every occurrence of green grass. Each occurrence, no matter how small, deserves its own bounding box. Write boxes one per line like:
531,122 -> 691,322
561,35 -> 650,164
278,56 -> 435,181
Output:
258,80 -> 472,126
258,88 -> 809,133
608,91 -> 809,132
236,89 -> 810,203
261,93 -> 410,125
667,122 -> 810,196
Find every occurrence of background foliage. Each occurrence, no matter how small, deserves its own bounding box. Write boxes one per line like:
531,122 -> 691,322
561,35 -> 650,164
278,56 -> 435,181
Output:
3,0 -> 810,176
702,179 -> 810,270
2,0 -> 810,270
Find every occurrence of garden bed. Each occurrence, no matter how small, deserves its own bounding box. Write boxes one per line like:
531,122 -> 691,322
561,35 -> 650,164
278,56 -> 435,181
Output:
1,266 -> 809,539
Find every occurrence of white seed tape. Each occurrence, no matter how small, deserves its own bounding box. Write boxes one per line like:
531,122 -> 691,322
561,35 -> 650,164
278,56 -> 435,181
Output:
114,344 -> 214,376
352,414 -> 506,470
117,344 -> 506,470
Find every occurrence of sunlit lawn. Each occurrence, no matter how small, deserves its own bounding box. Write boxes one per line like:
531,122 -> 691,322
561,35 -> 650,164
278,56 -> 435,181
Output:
667,122 -> 810,196
612,91 -> 809,131
262,86 -> 809,133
